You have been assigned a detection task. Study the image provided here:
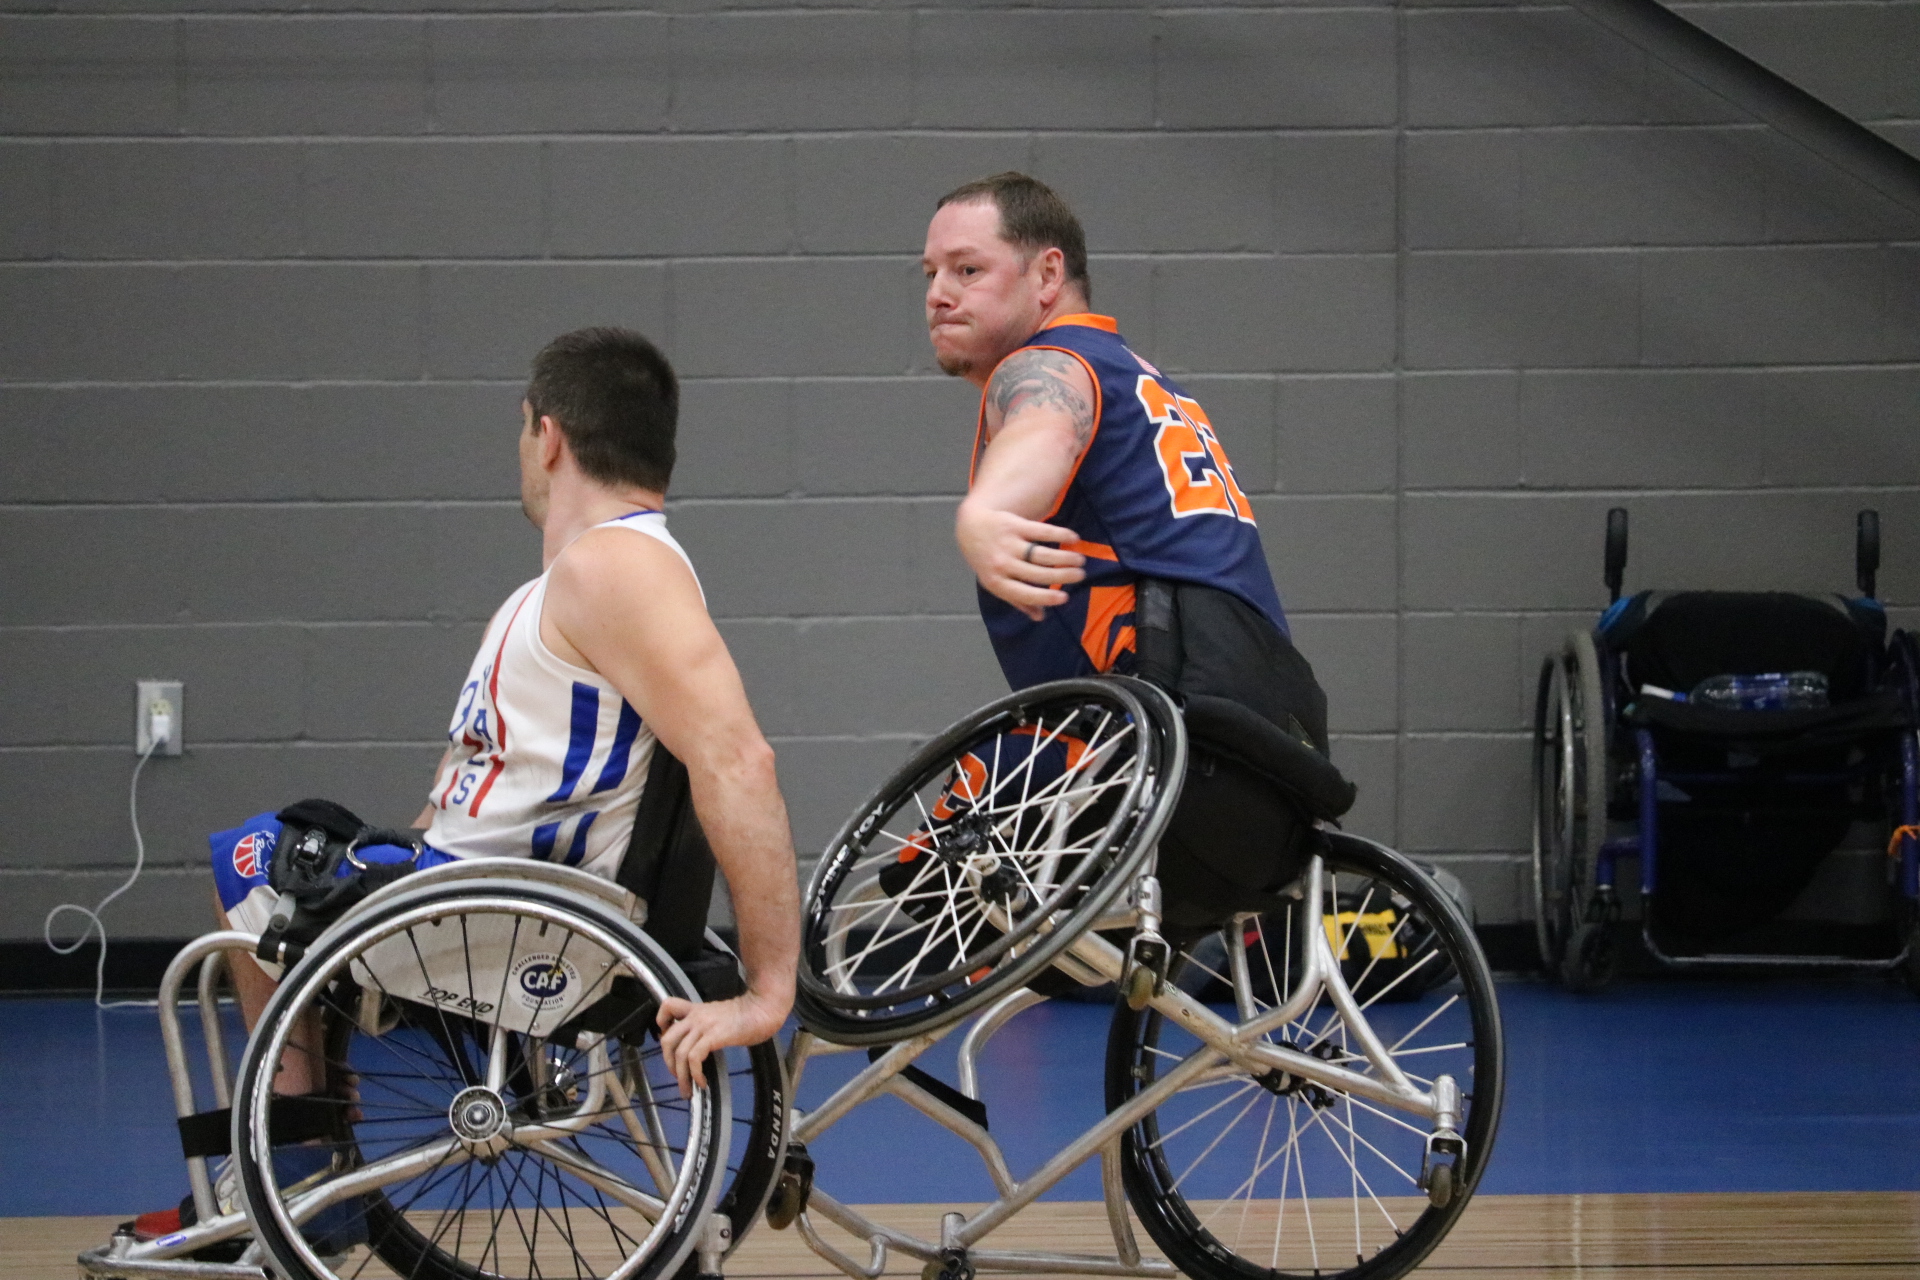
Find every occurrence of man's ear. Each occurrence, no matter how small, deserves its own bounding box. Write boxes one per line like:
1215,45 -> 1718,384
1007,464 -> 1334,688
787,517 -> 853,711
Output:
537,415 -> 567,469
1033,246 -> 1067,308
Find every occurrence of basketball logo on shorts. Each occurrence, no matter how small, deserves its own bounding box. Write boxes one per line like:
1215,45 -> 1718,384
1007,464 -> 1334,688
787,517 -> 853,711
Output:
232,830 -> 274,879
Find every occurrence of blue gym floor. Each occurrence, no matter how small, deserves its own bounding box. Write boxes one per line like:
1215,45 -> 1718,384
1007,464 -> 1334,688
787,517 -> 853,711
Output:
3,978 -> 1916,1217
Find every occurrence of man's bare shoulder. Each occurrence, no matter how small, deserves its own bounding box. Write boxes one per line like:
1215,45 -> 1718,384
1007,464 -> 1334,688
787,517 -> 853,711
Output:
984,347 -> 1096,446
549,523 -> 702,616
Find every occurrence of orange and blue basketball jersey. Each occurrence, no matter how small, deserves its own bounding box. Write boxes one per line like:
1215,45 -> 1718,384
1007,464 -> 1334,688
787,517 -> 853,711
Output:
972,314 -> 1287,690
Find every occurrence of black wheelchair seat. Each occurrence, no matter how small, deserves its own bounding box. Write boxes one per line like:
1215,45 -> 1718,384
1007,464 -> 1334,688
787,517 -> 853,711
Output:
1608,589 -> 1885,703
1181,694 -> 1358,821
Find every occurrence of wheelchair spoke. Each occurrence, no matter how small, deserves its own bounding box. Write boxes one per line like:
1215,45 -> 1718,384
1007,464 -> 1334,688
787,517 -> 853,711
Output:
1169,1090 -> 1262,1194
1386,992 -> 1460,1055
1309,1102 -> 1419,1191
824,854 -> 951,979
1145,1080 -> 1258,1152
872,894 -> 987,996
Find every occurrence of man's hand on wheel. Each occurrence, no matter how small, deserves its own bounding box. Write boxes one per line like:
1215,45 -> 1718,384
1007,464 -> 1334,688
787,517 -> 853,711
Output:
655,989 -> 788,1095
956,503 -> 1087,621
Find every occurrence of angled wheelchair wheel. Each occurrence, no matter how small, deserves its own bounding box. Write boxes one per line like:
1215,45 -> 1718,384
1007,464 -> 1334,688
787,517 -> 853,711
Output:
233,881 -> 725,1280
1108,833 -> 1504,1280
796,677 -> 1183,1045
1532,630 -> 1610,976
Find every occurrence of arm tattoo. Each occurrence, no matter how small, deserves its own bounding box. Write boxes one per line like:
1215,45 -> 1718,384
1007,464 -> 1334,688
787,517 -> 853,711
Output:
987,349 -> 1096,449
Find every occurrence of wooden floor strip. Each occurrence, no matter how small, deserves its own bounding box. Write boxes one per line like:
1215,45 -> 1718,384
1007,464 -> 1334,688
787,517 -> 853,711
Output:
10,1192 -> 1916,1280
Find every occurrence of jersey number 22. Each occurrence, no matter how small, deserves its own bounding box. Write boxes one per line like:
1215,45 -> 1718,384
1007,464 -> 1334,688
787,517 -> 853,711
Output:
1136,376 -> 1255,523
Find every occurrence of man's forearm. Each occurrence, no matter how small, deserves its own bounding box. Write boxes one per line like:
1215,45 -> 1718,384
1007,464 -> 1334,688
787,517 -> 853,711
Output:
685,742 -> 800,1005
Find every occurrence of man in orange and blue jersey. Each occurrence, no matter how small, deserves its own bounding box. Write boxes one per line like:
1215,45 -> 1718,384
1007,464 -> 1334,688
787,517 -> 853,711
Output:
917,174 -> 1346,929
923,171 -> 1297,707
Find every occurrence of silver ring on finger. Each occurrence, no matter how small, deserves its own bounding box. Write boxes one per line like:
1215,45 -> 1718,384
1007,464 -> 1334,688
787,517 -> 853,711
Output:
1023,542 -> 1038,563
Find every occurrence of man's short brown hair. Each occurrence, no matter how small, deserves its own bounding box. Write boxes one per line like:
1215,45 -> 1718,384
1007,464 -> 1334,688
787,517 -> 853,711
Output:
526,327 -> 677,492
937,172 -> 1090,302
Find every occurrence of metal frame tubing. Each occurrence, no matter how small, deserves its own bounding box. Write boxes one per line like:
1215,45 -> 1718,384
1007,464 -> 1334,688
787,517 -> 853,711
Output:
158,932 -> 264,1225
789,852 -> 1453,1280
1636,729 -> 1661,900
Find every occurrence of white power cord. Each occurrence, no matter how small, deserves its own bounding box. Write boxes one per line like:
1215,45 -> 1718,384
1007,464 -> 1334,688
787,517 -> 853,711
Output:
43,708 -> 169,1009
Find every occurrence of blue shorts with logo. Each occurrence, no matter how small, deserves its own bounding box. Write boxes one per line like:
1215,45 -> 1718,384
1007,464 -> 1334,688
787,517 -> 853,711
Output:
211,811 -> 454,973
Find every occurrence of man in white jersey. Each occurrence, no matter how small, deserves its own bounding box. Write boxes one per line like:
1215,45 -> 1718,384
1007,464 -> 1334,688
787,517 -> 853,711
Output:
227,327 -> 796,1083
135,328 -> 801,1247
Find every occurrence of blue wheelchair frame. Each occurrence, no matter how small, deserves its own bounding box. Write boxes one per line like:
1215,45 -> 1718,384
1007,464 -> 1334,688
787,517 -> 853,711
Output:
1541,507 -> 1920,988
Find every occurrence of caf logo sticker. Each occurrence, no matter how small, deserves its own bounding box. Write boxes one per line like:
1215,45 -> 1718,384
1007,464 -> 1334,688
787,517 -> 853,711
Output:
232,830 -> 275,879
512,953 -> 578,1009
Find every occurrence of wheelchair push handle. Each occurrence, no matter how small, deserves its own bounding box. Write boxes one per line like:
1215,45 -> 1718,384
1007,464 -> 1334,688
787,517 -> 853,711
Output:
1858,508 -> 1880,600
1604,507 -> 1629,603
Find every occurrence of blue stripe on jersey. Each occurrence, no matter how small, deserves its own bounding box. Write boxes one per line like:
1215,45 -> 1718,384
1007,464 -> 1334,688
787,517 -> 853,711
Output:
532,820 -> 561,862
563,811 -> 599,867
546,682 -> 601,802
590,701 -> 642,795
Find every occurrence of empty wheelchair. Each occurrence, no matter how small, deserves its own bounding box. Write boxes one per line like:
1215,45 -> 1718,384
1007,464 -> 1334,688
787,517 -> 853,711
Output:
81,747 -> 788,1280
784,676 -> 1504,1280
1533,507 -> 1920,992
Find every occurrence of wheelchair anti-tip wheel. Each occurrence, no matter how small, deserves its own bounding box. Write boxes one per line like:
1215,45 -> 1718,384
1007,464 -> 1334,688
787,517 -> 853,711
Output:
1108,833 -> 1504,1280
233,881 -> 726,1280
796,677 -> 1183,1045
1532,629 -> 1610,974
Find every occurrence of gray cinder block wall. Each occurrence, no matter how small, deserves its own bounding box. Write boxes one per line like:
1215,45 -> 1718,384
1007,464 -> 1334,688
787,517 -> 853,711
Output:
2,0 -> 1916,945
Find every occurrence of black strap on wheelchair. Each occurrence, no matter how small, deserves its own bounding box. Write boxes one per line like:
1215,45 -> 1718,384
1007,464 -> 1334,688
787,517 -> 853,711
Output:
865,1048 -> 990,1131
614,744 -> 719,964
176,1095 -> 338,1160
256,799 -> 422,970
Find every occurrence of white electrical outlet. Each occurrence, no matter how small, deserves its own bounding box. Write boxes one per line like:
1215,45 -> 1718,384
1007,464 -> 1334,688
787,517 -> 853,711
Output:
136,679 -> 184,756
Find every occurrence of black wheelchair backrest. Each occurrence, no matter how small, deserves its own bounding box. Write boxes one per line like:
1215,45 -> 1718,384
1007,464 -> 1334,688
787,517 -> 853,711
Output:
614,742 -> 719,964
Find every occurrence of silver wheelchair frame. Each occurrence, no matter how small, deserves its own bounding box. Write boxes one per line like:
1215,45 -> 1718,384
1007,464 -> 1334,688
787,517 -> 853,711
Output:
788,856 -> 1472,1280
80,858 -> 742,1280
783,677 -> 1500,1280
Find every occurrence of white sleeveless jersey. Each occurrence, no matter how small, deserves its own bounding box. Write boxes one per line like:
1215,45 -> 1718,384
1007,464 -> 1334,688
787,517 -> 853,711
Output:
423,510 -> 699,881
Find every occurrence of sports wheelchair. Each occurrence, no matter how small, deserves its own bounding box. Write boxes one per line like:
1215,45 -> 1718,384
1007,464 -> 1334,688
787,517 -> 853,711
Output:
781,676 -> 1504,1280
1532,507 -> 1920,992
80,749 -> 789,1280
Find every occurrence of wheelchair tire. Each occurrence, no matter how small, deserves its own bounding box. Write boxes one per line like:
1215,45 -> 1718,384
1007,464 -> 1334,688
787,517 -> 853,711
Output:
686,1036 -> 785,1273
796,677 -> 1184,1045
1532,630 -> 1610,976
1107,832 -> 1504,1280
233,881 -> 726,1280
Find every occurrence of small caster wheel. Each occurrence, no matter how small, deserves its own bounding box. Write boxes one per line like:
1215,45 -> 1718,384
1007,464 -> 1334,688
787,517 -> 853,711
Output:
1123,964 -> 1157,1011
922,1250 -> 975,1280
1560,920 -> 1615,993
1423,1161 -> 1455,1209
764,1140 -> 814,1230
765,1180 -> 799,1230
